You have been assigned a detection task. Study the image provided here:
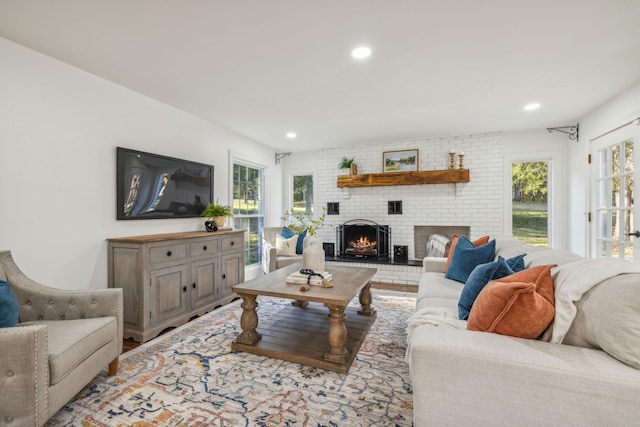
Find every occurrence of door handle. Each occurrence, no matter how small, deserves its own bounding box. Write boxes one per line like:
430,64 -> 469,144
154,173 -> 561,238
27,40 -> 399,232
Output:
626,231 -> 640,237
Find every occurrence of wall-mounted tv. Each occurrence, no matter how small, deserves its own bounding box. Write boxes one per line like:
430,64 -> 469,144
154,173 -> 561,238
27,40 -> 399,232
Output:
116,147 -> 214,220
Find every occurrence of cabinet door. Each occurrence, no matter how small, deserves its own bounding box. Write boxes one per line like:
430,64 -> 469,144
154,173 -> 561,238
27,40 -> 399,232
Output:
190,257 -> 219,308
149,265 -> 188,324
221,253 -> 244,296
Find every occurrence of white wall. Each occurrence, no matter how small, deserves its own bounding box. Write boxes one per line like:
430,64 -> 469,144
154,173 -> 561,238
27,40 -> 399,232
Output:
0,38 -> 283,288
283,130 -> 571,260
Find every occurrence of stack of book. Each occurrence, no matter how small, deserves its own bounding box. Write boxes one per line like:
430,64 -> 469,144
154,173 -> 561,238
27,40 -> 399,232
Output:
286,271 -> 333,286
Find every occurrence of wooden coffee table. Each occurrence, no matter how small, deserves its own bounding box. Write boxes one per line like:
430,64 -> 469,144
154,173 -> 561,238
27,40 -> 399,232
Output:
231,263 -> 377,373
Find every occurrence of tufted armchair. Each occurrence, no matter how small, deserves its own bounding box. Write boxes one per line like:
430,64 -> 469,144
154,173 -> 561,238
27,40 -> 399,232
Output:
0,250 -> 123,426
261,227 -> 304,274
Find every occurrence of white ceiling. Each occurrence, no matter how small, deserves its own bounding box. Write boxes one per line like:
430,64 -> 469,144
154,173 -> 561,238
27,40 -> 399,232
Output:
1,1 -> 640,152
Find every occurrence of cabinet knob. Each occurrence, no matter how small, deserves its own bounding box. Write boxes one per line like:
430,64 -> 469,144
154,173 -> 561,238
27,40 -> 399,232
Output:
203,245 -> 207,251
192,282 -> 196,288
230,241 -> 234,246
183,286 -> 187,292
222,274 -> 226,279
167,251 -> 172,256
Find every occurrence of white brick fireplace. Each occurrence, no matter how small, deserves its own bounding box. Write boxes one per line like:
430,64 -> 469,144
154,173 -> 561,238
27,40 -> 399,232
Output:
286,132 -> 505,285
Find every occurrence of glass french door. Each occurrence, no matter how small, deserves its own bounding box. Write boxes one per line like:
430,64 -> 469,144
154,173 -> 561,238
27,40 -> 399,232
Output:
592,125 -> 640,262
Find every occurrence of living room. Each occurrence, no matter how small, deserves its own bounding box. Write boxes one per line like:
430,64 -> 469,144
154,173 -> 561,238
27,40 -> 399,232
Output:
1,2 -> 640,425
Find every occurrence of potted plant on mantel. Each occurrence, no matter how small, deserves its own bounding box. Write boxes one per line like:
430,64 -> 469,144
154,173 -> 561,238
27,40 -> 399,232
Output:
338,156 -> 357,175
201,199 -> 233,232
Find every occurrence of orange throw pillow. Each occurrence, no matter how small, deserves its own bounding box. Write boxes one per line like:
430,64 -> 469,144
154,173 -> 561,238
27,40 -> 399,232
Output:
467,264 -> 557,339
445,235 -> 490,271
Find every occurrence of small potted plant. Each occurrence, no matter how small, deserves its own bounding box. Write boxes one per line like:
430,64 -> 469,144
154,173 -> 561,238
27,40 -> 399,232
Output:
201,199 -> 233,231
338,156 -> 357,175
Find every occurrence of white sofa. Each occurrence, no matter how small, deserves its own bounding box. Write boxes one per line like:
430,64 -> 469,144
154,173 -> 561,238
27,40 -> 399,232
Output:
406,235 -> 640,427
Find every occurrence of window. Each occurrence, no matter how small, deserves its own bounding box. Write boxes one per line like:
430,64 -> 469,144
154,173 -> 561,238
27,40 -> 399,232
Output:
292,175 -> 314,215
511,160 -> 550,246
233,162 -> 264,266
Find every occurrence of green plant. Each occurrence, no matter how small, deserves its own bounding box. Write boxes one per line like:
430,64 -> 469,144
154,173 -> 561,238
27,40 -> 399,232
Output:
281,206 -> 327,236
338,156 -> 354,169
201,199 -> 233,219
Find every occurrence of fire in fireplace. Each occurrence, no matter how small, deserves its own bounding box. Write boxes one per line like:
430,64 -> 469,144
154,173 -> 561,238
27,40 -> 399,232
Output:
336,219 -> 390,260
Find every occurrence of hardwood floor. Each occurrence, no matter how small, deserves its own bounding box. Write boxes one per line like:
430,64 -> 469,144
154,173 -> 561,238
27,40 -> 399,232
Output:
122,281 -> 416,353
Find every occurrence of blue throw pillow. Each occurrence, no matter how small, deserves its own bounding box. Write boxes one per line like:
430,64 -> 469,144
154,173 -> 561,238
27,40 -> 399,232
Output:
445,236 -> 496,283
0,280 -> 19,328
506,253 -> 526,272
458,256 -> 514,320
282,228 -> 307,254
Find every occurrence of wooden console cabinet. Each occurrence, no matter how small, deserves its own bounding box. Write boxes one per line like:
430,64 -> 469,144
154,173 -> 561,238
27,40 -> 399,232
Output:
107,230 -> 245,342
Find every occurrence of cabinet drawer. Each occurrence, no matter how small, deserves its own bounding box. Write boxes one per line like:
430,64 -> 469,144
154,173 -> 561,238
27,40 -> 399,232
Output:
149,243 -> 187,264
221,236 -> 242,251
190,239 -> 219,257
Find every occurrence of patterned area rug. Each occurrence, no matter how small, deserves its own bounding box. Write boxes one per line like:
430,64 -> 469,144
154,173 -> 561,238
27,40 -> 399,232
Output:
46,290 -> 416,426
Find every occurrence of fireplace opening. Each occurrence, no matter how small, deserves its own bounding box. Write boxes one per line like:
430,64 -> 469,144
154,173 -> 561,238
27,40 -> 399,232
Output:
336,219 -> 390,260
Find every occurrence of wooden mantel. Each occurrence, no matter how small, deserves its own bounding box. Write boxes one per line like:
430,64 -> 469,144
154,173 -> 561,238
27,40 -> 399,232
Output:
337,169 -> 469,188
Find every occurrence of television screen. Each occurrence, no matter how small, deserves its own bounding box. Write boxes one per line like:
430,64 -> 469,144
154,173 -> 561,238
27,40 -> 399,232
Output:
116,147 -> 214,220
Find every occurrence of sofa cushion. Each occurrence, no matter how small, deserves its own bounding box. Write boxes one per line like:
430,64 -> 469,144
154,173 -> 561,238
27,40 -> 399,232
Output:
445,235 -> 490,271
275,234 -> 298,256
0,280 -> 19,328
507,253 -> 527,272
564,274 -> 640,369
467,264 -> 556,339
445,237 -> 496,283
524,248 -> 582,268
20,317 -> 117,385
282,228 -> 307,254
493,235 -> 541,259
458,256 -> 514,320
418,272 -> 463,301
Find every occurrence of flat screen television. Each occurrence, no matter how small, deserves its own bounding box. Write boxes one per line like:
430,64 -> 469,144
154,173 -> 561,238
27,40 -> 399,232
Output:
116,147 -> 214,220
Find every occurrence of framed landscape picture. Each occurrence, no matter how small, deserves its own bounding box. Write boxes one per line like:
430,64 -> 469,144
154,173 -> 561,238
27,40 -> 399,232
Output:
383,149 -> 419,172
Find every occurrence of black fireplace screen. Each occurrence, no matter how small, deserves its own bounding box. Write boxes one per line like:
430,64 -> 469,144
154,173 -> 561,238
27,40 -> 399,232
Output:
336,219 -> 390,260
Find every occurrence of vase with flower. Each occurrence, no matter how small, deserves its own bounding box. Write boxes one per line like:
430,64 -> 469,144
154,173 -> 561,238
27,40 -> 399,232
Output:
281,207 -> 328,271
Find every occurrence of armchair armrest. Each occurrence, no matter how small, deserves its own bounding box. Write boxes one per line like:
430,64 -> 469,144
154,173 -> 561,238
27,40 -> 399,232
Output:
0,324 -> 49,426
19,288 -> 124,356
423,256 -> 447,273
262,241 -> 278,274
1,251 -> 123,352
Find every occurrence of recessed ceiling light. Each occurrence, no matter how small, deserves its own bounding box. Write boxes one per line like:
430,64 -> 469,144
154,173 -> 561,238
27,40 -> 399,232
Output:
524,103 -> 541,111
351,46 -> 372,59
286,132 -> 297,139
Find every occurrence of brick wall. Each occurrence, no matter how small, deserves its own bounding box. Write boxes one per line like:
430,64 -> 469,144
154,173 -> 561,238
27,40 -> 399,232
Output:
314,132 -> 504,273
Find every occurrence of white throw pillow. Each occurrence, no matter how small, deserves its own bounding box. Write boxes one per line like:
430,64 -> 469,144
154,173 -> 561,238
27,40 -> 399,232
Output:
275,234 -> 298,256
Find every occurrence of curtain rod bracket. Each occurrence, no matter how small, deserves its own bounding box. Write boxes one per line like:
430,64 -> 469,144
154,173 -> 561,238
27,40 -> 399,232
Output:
275,152 -> 292,165
547,124 -> 579,142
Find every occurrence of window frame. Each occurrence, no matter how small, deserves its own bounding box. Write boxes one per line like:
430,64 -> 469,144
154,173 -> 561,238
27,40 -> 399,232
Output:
503,150 -> 562,247
231,157 -> 266,268
286,169 -> 317,215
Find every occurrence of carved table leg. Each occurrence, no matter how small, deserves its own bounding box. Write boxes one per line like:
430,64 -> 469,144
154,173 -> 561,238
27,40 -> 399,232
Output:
236,294 -> 261,345
324,305 -> 350,364
357,281 -> 377,316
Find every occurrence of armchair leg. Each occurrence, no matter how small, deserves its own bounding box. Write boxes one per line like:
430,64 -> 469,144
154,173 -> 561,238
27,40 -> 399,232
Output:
108,357 -> 119,376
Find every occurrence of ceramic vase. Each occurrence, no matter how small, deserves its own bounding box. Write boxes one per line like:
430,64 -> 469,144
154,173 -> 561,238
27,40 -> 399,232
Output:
303,236 -> 325,272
